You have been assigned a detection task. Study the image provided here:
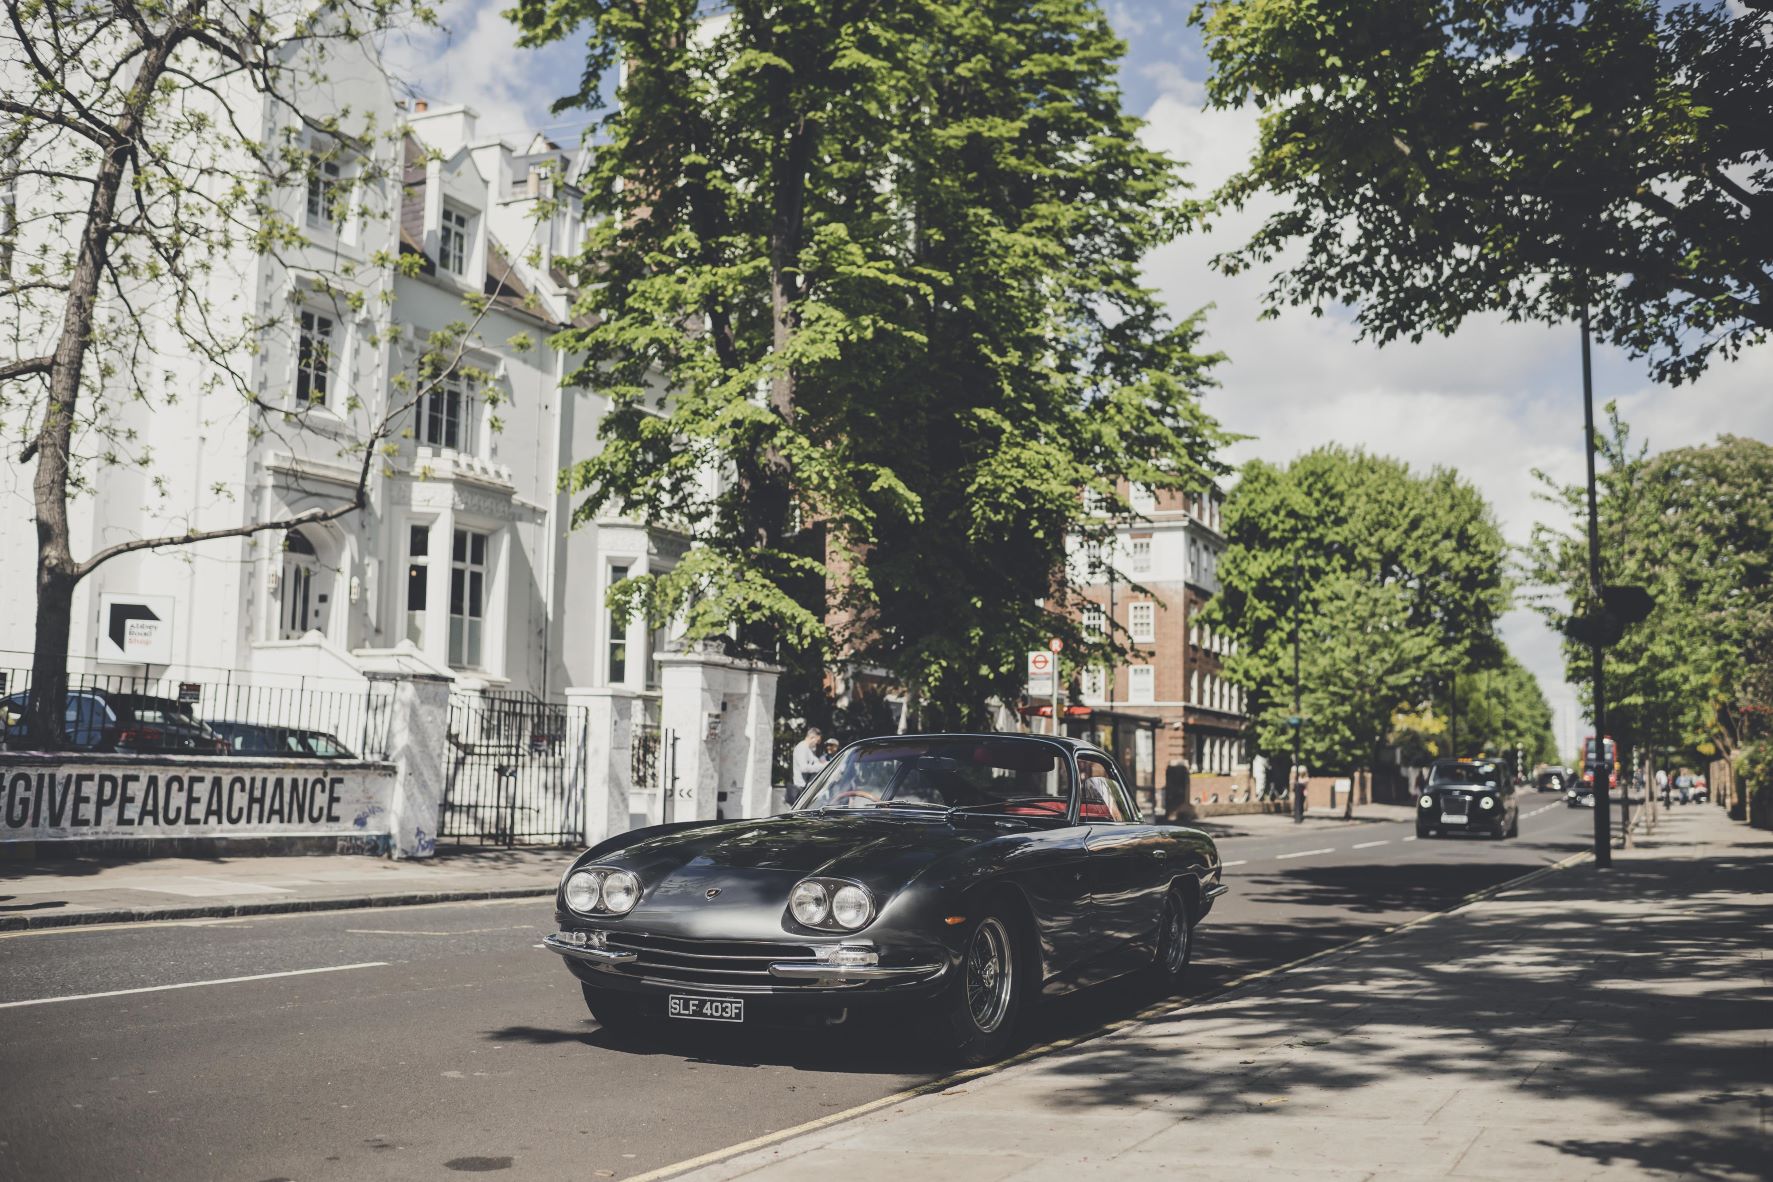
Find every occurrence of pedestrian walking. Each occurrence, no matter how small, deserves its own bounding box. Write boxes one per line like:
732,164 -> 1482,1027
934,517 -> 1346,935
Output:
793,727 -> 827,789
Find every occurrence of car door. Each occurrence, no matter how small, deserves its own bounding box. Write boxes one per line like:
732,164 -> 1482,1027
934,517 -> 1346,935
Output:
1079,753 -> 1166,976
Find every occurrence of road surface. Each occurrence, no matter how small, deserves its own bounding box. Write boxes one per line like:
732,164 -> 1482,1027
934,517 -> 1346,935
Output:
0,796 -> 1613,1180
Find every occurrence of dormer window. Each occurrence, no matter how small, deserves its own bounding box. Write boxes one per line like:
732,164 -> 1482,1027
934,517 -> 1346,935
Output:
440,205 -> 471,275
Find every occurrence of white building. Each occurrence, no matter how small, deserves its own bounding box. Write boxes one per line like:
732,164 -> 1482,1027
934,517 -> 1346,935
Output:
0,47 -> 679,705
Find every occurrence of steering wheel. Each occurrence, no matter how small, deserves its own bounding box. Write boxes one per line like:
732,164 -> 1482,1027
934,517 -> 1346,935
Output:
828,788 -> 881,808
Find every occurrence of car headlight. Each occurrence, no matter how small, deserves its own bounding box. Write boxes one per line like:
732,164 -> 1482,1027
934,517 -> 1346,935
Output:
829,884 -> 873,930
601,869 -> 641,914
1479,796 -> 1496,810
790,880 -> 830,926
1419,794 -> 1435,809
564,869 -> 604,913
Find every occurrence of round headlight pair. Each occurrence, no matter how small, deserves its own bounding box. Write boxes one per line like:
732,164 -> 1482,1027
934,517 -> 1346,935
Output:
563,867 -> 641,915
789,878 -> 873,931
1419,794 -> 1435,809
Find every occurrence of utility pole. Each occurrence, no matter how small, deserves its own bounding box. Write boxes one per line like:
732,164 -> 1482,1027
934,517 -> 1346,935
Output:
1580,286 -> 1614,868
1449,670 -> 1458,760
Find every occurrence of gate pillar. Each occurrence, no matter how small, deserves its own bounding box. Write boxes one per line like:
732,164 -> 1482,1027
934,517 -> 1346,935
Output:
383,671 -> 452,859
656,646 -> 783,822
566,685 -> 643,847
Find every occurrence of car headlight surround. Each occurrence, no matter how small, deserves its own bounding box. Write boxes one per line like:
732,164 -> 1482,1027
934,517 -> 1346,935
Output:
1419,794 -> 1435,809
563,866 -> 642,915
789,878 -> 874,931
1479,796 -> 1497,810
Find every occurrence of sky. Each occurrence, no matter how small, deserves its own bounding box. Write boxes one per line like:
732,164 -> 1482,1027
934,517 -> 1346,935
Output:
390,1 -> 1773,757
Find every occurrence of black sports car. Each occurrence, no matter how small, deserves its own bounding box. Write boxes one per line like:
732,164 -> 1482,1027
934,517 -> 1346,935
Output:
1417,758 -> 1519,838
545,733 -> 1226,1063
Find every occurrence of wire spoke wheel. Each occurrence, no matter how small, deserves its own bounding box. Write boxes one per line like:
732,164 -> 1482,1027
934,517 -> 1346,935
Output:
965,916 -> 1014,1034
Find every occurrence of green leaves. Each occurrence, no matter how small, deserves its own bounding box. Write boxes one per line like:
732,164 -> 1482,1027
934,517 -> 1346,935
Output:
1195,0 -> 1772,385
537,0 -> 1225,724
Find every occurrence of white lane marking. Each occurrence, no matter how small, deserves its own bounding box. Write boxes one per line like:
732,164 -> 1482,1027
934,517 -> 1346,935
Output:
1275,847 -> 1334,860
0,962 -> 390,1010
1221,860 -> 1248,868
1351,840 -> 1390,849
1402,835 -> 1417,841
346,925 -> 534,936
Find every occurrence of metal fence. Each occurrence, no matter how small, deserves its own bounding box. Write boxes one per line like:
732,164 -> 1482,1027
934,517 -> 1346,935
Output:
441,693 -> 585,847
0,666 -> 394,759
631,720 -> 681,825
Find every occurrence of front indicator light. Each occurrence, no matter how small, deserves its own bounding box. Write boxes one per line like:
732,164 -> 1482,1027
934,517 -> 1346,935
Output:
821,946 -> 879,968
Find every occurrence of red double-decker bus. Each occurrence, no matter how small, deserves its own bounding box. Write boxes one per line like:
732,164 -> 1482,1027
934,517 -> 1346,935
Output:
1581,735 -> 1619,788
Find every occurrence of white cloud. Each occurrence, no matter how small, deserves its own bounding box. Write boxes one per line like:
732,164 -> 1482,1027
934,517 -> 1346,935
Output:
1137,77 -> 1773,738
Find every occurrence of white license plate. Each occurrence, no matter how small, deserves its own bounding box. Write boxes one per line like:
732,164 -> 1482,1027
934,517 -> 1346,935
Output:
1440,813 -> 1469,824
668,994 -> 744,1023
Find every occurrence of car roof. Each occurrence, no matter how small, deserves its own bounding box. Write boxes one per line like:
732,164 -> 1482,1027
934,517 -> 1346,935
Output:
857,732 -> 1106,754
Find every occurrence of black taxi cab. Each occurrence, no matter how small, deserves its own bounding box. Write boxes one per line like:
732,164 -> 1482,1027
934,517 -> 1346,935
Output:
1417,758 -> 1518,839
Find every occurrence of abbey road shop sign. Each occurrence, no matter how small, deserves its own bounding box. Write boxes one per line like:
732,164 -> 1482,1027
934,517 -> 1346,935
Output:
0,756 -> 396,842
96,593 -> 176,665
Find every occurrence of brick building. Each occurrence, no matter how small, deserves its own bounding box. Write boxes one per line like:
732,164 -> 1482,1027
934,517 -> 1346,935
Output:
1068,482 -> 1248,792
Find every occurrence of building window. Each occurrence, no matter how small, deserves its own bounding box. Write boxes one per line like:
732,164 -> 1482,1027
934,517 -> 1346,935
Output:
441,206 -> 471,275
1129,484 -> 1156,514
280,530 -> 322,639
607,564 -> 630,685
1129,601 -> 1155,643
405,525 -> 429,647
1128,665 -> 1154,705
296,309 -> 333,405
1189,670 -> 1199,704
1084,603 -> 1105,635
1083,541 -> 1106,577
418,373 -> 471,452
1130,538 -> 1151,575
1082,667 -> 1106,702
448,528 -> 489,669
306,156 -> 341,227
1082,488 -> 1106,516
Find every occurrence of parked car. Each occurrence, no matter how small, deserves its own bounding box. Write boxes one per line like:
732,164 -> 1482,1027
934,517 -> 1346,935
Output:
1418,758 -> 1518,838
1534,765 -> 1573,793
544,733 -> 1226,1065
207,720 -> 356,759
1,688 -> 227,754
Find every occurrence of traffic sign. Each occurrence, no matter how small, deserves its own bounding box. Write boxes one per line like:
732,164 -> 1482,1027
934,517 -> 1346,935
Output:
1048,638 -> 1063,653
1027,650 -> 1055,693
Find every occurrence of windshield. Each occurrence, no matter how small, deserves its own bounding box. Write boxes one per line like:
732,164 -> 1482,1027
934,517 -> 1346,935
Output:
796,738 -> 1073,814
1429,761 -> 1500,786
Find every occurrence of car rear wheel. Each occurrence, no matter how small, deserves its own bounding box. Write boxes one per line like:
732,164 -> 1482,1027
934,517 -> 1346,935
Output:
1146,888 -> 1194,995
937,908 -> 1024,1067
1416,823 -> 1436,839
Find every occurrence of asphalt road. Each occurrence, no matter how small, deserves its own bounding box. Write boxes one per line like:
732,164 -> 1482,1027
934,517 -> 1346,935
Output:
0,796 -> 1618,1181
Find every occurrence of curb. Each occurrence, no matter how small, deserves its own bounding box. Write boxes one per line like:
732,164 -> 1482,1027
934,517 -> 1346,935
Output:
0,885 -> 556,932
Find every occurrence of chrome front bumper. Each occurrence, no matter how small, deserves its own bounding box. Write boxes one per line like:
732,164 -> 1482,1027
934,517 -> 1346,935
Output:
542,932 -> 947,989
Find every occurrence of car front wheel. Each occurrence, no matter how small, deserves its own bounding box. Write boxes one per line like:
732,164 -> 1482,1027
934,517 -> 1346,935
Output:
938,908 -> 1024,1067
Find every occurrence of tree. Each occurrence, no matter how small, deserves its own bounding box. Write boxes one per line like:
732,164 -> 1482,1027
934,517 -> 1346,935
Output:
1528,413 -> 1773,807
0,1 -> 515,745
516,0 -> 1224,723
1194,0 -> 1772,385
1389,652 -> 1558,768
1207,446 -> 1510,785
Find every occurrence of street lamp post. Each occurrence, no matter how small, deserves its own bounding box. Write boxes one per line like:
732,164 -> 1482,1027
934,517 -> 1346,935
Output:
1579,288 -> 1614,868
1291,554 -> 1304,824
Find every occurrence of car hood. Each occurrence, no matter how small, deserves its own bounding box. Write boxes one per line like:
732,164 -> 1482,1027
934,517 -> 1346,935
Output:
574,812 -> 989,940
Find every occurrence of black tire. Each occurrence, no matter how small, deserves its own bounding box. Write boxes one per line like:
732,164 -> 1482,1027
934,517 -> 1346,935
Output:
936,905 -> 1026,1067
581,984 -> 659,1034
1506,812 -> 1519,838
1145,888 -> 1195,995
1416,824 -> 1435,839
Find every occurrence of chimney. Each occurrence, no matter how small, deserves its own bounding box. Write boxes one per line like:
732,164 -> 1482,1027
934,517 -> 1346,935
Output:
413,100 -> 428,113
527,167 -> 542,198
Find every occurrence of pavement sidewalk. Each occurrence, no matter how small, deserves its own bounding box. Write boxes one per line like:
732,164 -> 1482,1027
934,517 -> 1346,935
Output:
0,845 -> 567,930
673,803 -> 1771,1182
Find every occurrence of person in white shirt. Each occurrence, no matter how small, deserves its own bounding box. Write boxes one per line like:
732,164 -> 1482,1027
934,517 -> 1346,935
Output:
792,727 -> 826,789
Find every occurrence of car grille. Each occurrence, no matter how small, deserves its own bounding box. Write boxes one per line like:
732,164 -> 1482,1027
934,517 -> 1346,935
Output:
601,931 -> 823,991
1440,795 -> 1469,815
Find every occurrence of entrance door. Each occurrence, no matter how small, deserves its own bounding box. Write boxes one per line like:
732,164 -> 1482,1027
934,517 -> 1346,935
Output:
280,530 -> 326,638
